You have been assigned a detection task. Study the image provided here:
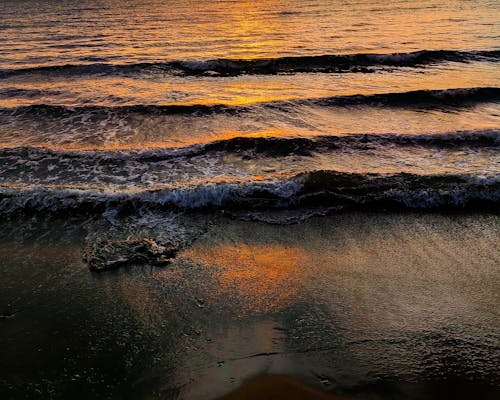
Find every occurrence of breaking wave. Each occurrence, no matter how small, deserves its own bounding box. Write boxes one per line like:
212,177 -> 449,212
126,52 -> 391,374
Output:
1,171 -> 498,216
1,49 -> 498,78
0,130 -> 498,162
1,87 -> 499,119
195,129 -> 500,156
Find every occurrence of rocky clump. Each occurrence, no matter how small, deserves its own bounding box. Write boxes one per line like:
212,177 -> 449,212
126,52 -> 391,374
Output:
83,237 -> 180,272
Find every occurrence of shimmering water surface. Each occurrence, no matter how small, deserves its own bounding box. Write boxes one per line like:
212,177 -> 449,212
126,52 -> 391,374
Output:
0,0 -> 499,209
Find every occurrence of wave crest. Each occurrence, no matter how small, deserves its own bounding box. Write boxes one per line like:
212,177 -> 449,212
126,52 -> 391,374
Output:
1,171 -> 498,216
1,49 -> 498,78
1,130 -> 497,162
2,88 -> 498,119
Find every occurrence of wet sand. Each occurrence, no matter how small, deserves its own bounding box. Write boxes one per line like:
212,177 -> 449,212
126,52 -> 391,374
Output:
218,375 -> 342,400
0,212 -> 499,399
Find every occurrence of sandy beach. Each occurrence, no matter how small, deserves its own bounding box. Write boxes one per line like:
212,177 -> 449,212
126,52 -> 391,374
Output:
1,212 -> 498,399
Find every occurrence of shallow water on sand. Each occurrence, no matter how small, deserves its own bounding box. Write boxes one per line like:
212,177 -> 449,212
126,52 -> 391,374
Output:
1,213 -> 499,399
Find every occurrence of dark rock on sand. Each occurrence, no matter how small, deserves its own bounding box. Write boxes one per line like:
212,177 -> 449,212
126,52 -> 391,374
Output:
82,237 -> 180,271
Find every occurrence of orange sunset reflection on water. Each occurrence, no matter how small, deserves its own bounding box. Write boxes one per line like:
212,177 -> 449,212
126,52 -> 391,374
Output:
3,0 -> 498,67
183,243 -> 307,313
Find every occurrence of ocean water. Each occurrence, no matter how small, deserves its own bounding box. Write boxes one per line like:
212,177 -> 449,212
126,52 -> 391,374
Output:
0,0 -> 499,216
